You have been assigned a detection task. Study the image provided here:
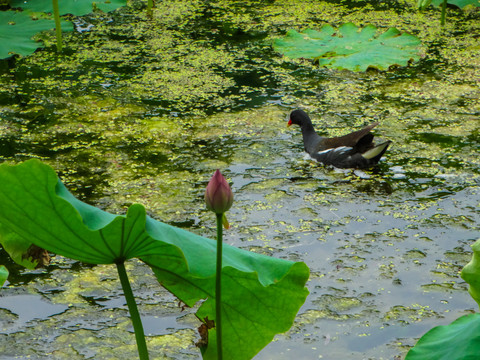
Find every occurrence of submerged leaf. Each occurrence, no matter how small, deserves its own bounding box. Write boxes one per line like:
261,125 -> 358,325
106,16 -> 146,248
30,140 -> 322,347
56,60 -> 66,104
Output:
0,159 -> 309,360
273,23 -> 422,71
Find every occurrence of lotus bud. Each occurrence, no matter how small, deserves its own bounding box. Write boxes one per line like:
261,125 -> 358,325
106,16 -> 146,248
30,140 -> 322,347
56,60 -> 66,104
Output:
205,170 -> 233,214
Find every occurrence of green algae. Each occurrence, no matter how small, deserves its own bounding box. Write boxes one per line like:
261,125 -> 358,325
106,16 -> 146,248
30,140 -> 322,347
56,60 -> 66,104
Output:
383,304 -> 439,323
0,257 -> 199,359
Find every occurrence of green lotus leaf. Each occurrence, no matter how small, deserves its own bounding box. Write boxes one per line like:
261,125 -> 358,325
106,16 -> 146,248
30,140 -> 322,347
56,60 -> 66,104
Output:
11,0 -> 128,16
0,159 -> 309,360
405,313 -> 480,359
0,11 -> 72,59
461,238 -> 480,307
432,0 -> 480,8
273,22 -> 422,72
0,265 -> 8,286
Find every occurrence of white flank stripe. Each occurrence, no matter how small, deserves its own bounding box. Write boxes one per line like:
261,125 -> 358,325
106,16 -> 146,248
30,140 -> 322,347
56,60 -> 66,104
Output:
316,146 -> 352,156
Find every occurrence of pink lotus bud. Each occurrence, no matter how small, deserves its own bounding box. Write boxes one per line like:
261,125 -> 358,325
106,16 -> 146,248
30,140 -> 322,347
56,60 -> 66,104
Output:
205,170 -> 233,214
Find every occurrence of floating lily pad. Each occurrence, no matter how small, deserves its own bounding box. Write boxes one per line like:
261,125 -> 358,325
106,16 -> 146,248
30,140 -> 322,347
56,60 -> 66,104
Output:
0,11 -> 72,59
273,22 -> 422,72
11,0 -> 127,16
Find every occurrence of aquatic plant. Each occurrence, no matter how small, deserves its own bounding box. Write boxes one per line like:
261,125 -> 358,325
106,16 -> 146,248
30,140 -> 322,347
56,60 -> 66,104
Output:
205,170 -> 234,215
10,0 -> 127,16
0,265 -> 7,286
418,0 -> 480,25
406,313 -> 480,359
0,159 -> 309,360
204,169 -> 234,360
405,238 -> 480,359
52,0 -> 63,52
0,0 -> 126,59
273,23 -> 422,72
430,0 -> 479,25
0,11 -> 73,58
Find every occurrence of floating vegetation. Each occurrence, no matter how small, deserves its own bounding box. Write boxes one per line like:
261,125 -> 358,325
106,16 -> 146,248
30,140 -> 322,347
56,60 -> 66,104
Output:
273,23 -> 422,71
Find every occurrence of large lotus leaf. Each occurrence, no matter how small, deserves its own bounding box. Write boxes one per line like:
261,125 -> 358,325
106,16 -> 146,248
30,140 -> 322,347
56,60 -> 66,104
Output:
405,313 -> 480,359
0,159 -> 309,360
0,265 -> 8,286
0,11 -> 73,59
273,22 -> 422,72
432,0 -> 480,7
11,0 -> 128,16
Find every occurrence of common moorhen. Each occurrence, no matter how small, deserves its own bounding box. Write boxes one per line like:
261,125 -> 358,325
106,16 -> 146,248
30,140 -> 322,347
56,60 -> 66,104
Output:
288,109 -> 391,169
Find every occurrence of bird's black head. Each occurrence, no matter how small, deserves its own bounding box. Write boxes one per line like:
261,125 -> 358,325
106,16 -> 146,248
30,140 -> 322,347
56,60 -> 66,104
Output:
287,109 -> 311,128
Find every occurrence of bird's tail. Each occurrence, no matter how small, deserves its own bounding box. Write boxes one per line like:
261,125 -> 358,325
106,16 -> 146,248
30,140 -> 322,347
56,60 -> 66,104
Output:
363,141 -> 392,161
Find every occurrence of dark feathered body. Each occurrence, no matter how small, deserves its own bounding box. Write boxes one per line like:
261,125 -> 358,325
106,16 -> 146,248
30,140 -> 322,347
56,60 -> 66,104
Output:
288,109 -> 391,169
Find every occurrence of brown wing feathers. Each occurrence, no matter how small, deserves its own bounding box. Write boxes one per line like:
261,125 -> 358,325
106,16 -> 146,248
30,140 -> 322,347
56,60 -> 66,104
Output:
318,122 -> 379,151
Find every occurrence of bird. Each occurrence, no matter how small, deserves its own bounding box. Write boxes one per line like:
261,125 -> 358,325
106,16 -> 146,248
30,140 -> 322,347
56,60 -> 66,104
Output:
287,109 -> 391,169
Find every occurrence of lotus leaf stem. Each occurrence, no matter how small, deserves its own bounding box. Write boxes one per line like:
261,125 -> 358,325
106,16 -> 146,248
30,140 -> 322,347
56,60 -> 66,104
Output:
52,0 -> 63,52
116,261 -> 149,360
441,0 -> 447,25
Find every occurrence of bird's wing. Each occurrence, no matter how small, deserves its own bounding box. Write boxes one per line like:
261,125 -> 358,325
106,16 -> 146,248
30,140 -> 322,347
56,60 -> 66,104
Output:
317,123 -> 379,151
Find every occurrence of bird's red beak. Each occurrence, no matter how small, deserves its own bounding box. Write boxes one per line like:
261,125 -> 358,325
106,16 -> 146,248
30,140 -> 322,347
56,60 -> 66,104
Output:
287,119 -> 292,127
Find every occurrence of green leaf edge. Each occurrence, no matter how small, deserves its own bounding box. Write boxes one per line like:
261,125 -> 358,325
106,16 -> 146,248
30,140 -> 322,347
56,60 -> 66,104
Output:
0,265 -> 8,286
460,238 -> 480,307
431,0 -> 480,8
405,313 -> 480,360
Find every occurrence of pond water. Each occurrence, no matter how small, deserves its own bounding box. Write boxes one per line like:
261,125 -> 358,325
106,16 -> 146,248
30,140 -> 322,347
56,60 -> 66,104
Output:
1,0 -> 479,359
